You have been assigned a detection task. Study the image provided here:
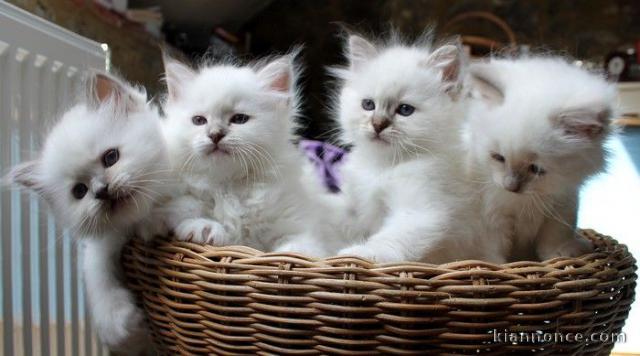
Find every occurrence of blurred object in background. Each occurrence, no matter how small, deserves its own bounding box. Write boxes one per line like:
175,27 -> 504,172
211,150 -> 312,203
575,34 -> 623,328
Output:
88,0 -> 269,76
93,0 -> 128,13
14,0 -> 640,137
125,6 -> 163,37
443,11 -> 517,57
606,41 -> 640,82
149,0 -> 269,59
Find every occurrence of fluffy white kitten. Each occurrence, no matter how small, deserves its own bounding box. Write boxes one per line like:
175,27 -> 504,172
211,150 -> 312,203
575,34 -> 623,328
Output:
465,57 -> 616,261
8,73 -> 169,354
161,52 -> 329,256
331,34 -> 494,263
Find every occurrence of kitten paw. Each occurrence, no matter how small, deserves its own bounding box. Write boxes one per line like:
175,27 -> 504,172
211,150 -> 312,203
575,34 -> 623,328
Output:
539,237 -> 594,260
175,218 -> 228,245
338,244 -> 406,263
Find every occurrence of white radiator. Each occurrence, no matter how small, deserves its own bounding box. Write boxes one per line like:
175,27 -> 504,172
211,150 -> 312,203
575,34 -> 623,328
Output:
0,2 -> 109,355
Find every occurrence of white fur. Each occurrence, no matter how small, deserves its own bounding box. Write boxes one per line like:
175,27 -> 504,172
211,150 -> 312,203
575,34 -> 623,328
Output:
161,53 -> 332,256
331,34 -> 495,263
465,57 -> 616,261
7,72 -> 169,354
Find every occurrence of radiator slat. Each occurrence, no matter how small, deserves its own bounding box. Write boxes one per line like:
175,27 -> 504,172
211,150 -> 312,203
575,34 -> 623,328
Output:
19,48 -> 34,356
1,40 -> 15,356
83,247 -> 93,356
71,239 -> 80,356
38,60 -> 55,356
10,46 -> 26,355
31,54 -> 47,356
55,224 -> 65,356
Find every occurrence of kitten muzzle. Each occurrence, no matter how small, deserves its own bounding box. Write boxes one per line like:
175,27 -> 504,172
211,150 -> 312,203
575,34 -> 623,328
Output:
503,175 -> 524,193
206,132 -> 230,155
371,117 -> 391,134
95,184 -> 134,210
95,185 -> 110,200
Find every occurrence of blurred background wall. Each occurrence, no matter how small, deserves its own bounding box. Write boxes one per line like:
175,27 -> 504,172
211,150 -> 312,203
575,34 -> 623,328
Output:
7,0 -> 640,138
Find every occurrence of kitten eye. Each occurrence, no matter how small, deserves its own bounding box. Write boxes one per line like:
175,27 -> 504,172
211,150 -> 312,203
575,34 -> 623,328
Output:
230,113 -> 250,125
529,164 -> 545,175
71,183 -> 88,200
361,99 -> 375,111
192,115 -> 208,126
396,104 -> 415,116
491,152 -> 505,163
102,148 -> 119,168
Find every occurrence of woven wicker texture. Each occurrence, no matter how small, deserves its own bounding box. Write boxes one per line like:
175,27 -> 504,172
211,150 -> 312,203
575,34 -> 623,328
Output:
122,229 -> 636,355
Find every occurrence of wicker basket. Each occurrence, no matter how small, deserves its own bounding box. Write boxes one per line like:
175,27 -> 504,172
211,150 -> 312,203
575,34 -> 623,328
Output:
122,229 -> 636,355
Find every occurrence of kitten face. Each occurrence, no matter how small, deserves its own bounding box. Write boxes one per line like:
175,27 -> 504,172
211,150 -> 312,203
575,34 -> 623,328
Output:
9,74 -> 168,235
162,55 -> 297,179
476,115 -> 557,195
468,58 -> 615,196
336,35 -> 465,159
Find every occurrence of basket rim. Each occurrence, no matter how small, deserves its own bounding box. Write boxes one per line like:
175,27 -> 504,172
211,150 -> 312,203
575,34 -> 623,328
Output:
133,228 -> 635,270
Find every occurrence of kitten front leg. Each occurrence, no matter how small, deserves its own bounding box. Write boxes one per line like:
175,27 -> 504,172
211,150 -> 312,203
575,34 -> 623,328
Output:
338,208 -> 448,263
535,203 -> 593,260
82,237 -> 151,355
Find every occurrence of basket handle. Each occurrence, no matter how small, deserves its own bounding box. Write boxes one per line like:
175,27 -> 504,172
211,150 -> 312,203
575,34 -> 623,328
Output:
444,11 -> 517,51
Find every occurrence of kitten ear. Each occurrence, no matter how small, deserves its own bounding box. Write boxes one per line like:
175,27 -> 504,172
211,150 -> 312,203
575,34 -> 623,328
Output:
87,71 -> 147,113
347,35 -> 377,71
256,54 -> 296,95
554,107 -> 612,140
469,63 -> 505,106
423,44 -> 462,84
5,160 -> 42,191
163,54 -> 196,102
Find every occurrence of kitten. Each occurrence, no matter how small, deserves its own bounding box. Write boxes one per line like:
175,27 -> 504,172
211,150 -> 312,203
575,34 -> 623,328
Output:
331,33 -> 494,263
161,52 -> 330,256
8,72 -> 170,354
465,57 -> 615,261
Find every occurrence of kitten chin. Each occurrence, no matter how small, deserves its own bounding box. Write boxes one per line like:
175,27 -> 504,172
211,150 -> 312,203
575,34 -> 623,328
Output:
466,56 -> 615,261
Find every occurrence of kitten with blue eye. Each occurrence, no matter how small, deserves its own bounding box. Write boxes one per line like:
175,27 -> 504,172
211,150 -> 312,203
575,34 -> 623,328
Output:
330,33 -> 494,263
161,51 -> 331,256
8,72 -> 170,355
465,57 -> 615,261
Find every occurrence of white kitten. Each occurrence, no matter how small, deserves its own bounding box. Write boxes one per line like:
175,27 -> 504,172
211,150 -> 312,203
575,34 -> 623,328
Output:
331,34 -> 493,263
161,52 -> 330,256
465,57 -> 616,261
8,72 -> 170,354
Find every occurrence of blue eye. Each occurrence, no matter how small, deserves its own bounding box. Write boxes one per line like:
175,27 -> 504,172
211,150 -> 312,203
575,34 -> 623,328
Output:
230,113 -> 250,124
102,148 -> 119,167
192,115 -> 207,126
361,99 -> 375,111
396,104 -> 415,116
